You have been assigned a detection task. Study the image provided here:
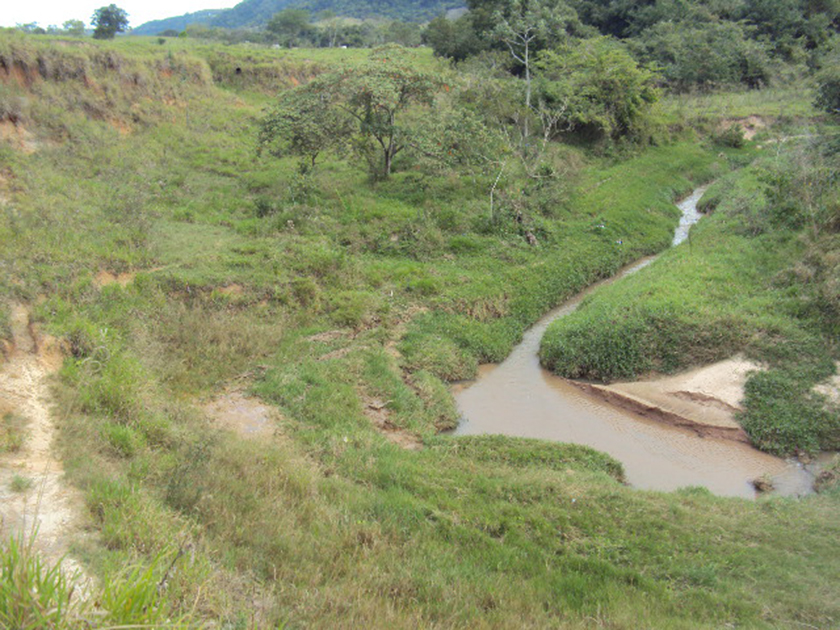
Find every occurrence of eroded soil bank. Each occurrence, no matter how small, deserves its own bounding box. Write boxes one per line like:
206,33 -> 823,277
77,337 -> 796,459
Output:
454,188 -> 819,498
0,304 -> 88,577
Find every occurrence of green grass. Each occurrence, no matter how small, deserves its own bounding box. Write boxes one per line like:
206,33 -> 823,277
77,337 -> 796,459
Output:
661,84 -> 819,126
1,412 -> 27,453
0,535 -> 190,628
2,32 -> 839,629
9,475 -> 33,493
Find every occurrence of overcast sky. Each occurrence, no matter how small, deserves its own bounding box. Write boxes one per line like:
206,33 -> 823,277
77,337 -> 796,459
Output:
1,1 -> 236,29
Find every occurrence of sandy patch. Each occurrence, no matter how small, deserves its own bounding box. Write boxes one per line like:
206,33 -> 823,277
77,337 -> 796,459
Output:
814,362 -> 840,405
93,270 -> 137,288
0,304 -> 89,583
109,119 -> 132,136
0,120 -> 40,153
203,390 -> 279,440
317,346 -> 354,362
719,115 -> 770,141
574,356 -> 761,442
306,330 -> 347,343
814,364 -> 840,406
216,284 -> 244,296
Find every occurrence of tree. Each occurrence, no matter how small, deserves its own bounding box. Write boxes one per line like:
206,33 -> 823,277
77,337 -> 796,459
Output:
324,45 -> 443,179
424,14 -> 485,61
62,20 -> 86,36
385,21 -> 422,47
92,5 -> 129,40
266,9 -> 315,48
491,0 -> 580,137
316,10 -> 341,48
258,45 -> 494,181
258,87 -> 352,173
632,20 -> 769,91
16,23 -> 44,34
815,58 -> 840,117
535,37 -> 660,142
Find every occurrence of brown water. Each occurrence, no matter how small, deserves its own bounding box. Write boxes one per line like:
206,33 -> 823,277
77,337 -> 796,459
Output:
454,188 -> 818,499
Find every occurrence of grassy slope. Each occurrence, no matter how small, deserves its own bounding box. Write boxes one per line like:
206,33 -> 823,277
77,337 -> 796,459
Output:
0,34 -> 838,628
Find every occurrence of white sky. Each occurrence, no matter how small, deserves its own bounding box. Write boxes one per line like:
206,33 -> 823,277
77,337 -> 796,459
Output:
0,0 -> 236,29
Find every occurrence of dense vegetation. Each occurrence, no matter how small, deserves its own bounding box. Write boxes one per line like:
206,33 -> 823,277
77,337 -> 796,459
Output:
0,15 -> 838,630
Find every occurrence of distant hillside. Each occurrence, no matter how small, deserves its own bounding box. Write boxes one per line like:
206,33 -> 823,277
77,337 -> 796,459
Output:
211,0 -> 462,24
132,9 -> 227,36
136,0 -> 462,32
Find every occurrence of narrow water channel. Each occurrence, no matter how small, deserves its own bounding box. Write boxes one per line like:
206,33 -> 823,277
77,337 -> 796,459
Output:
454,188 -> 816,499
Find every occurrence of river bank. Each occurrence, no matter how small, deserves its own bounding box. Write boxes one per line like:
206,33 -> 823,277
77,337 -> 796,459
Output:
455,185 -> 824,498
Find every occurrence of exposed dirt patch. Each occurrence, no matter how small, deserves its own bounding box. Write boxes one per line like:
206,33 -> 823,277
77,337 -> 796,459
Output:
109,118 -> 133,136
216,284 -> 244,296
574,356 -> 761,442
203,390 -> 280,440
384,306 -> 428,360
814,455 -> 840,493
93,270 -> 136,288
0,120 -> 40,153
0,304 -> 89,580
813,363 -> 840,406
719,115 -> 771,141
362,395 -> 422,451
0,169 -> 13,205
93,267 -> 167,289
317,347 -> 354,362
306,330 -> 348,343
0,61 -> 36,88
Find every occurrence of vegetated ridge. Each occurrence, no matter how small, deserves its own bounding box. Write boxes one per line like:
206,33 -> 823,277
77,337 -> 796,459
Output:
131,10 -> 227,36
135,0 -> 465,33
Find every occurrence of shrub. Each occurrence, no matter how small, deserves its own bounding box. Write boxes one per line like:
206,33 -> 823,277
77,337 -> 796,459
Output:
713,125 -> 746,148
0,412 -> 27,453
815,62 -> 840,117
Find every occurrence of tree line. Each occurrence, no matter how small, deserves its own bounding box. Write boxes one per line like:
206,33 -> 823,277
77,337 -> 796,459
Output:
13,4 -> 128,40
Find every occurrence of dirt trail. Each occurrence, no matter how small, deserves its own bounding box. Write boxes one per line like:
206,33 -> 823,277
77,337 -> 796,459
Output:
0,304 -> 88,579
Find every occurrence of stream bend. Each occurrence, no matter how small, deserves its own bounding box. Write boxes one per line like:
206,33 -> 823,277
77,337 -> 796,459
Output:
453,187 -> 816,499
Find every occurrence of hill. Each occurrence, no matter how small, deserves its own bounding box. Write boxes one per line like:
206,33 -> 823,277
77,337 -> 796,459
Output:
132,9 -> 227,36
135,0 -> 463,32
211,0 -> 464,25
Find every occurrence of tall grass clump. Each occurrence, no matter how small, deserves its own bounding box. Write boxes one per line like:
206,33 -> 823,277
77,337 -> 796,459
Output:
1,412 -> 27,453
0,536 -> 75,629
0,535 -> 189,628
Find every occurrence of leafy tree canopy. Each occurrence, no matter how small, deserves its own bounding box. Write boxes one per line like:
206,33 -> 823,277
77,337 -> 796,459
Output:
259,45 -> 502,180
258,86 -> 353,172
815,49 -> 840,116
267,8 -> 316,47
62,20 -> 86,36
424,14 -> 485,61
535,36 -> 660,141
92,4 -> 129,40
631,20 -> 770,91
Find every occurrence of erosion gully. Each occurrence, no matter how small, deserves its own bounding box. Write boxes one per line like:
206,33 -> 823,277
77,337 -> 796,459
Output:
453,188 -> 821,499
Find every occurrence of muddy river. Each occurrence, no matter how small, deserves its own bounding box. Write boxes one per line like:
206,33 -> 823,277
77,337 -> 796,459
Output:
454,188 -> 820,499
